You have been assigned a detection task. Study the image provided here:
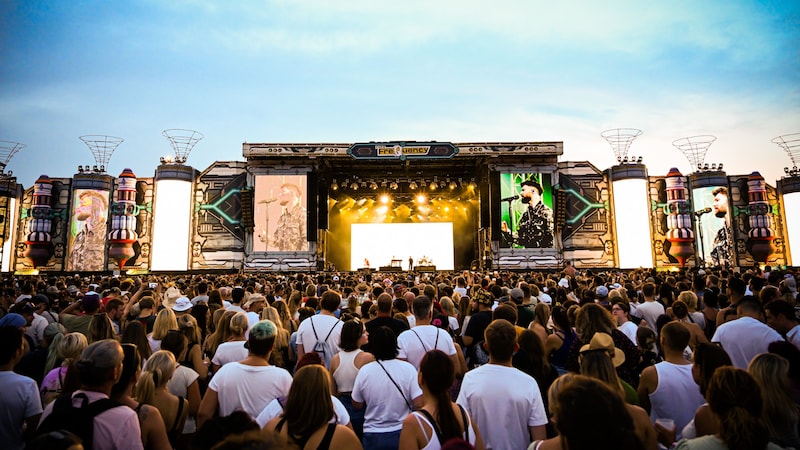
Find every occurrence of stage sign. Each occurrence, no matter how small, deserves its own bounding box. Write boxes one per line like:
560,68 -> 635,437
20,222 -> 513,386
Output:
348,142 -> 458,160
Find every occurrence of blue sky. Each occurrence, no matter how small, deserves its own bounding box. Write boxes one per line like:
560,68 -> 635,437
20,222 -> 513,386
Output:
1,0 -> 798,187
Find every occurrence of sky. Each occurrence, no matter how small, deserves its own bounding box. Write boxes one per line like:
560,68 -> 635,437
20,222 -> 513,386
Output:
1,0 -> 799,188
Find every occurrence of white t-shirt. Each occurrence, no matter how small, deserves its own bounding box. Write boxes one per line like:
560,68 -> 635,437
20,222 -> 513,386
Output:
255,395 -> 350,428
711,316 -> 784,369
397,325 -> 457,369
167,365 -> 199,433
787,324 -> 800,350
457,363 -> 548,450
1,371 -> 43,450
212,341 -> 248,367
618,321 -> 638,345
352,359 -> 422,433
207,362 -> 292,419
633,300 -> 666,333
296,314 -> 343,368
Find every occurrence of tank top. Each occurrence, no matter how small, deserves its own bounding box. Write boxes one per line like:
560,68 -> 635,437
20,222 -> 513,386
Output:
550,329 -> 575,369
649,362 -> 706,438
332,349 -> 362,393
411,406 -> 474,450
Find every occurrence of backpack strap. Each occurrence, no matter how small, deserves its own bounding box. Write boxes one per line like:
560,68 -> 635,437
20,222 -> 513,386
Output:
411,329 -> 428,352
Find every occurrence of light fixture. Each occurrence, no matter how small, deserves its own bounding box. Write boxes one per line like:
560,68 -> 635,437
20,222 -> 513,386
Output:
331,179 -> 338,191
409,181 -> 418,190
389,180 -> 398,190
350,181 -> 359,190
369,181 -> 378,190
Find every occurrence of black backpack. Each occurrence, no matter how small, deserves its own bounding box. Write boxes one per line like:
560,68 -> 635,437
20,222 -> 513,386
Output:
37,393 -> 122,447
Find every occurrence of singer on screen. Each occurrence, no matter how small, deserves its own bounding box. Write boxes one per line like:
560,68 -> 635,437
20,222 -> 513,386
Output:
710,186 -> 733,267
501,179 -> 554,248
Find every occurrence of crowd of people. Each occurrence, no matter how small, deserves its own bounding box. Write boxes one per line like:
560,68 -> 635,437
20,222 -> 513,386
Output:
0,264 -> 798,450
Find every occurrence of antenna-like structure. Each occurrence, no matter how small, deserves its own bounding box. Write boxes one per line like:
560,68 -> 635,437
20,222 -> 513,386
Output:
162,129 -> 203,164
772,133 -> 800,177
601,128 -> 642,163
79,135 -> 123,173
0,140 -> 25,175
672,135 -> 717,172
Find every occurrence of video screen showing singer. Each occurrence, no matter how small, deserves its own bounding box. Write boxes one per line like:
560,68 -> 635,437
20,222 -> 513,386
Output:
500,174 -> 554,249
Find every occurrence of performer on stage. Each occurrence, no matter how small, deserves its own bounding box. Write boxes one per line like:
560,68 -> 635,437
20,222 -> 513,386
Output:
502,179 -> 554,248
273,183 -> 306,251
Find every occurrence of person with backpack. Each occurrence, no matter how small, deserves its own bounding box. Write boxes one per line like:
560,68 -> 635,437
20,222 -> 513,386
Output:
37,339 -> 143,449
399,349 -> 484,450
295,290 -> 343,369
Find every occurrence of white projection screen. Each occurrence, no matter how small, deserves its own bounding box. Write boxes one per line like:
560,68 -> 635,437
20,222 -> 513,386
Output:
351,223 -> 454,270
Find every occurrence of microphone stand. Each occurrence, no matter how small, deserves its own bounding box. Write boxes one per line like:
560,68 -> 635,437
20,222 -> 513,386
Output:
696,213 -> 706,268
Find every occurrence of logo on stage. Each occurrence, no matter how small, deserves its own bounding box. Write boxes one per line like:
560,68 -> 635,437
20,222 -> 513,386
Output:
348,142 -> 458,160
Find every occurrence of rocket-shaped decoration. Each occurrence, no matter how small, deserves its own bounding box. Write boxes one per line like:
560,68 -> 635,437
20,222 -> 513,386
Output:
108,168 -> 139,268
24,175 -> 54,267
746,171 -> 776,263
664,168 -> 695,266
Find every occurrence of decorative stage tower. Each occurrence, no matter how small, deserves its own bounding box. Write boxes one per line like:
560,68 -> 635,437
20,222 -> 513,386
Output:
108,168 -> 139,269
664,167 -> 694,266
66,135 -> 122,272
745,171 -> 776,263
0,141 -> 23,271
150,129 -> 202,271
774,133 -> 800,266
602,128 -> 653,268
24,175 -> 54,268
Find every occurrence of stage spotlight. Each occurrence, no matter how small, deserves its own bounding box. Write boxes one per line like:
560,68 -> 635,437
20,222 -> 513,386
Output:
331,179 -> 338,191
409,181 -> 418,190
380,194 -> 390,205
389,180 -> 398,190
369,181 -> 378,190
468,179 -> 477,189
420,180 -> 427,189
429,181 -> 437,190
416,194 -> 427,204
350,181 -> 359,190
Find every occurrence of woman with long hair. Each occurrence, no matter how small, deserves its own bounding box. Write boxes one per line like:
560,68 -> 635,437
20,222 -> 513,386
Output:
545,305 -> 575,376
513,329 -> 558,411
177,314 -> 208,383
210,312 -> 249,372
330,318 -> 374,439
579,349 -> 657,450
40,332 -> 87,405
136,350 -> 189,448
203,310 -> 236,360
748,353 -> 800,449
529,303 -> 551,344
674,342 -> 732,441
399,350 -> 484,450
265,365 -> 362,449
149,308 -> 178,352
260,306 -> 292,370
110,343 -> 171,450
161,330 -> 202,447
88,313 -> 117,343
272,300 -> 297,334
121,320 -> 152,367
675,367 -> 781,449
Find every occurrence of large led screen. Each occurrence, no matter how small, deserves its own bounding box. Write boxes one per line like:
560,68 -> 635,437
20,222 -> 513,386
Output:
499,172 -> 554,249
66,189 -> 110,271
692,185 -> 733,267
150,180 -> 192,271
612,178 -> 653,268
785,192 -> 800,266
351,223 -> 454,270
253,175 -> 308,252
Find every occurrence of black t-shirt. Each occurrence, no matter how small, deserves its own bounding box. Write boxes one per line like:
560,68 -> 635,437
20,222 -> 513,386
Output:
363,316 -> 410,353
516,305 -> 536,329
463,310 -> 493,352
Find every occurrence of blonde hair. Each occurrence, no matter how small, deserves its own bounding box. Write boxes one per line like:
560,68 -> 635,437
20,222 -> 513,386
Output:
135,350 -> 176,405
228,312 -> 249,337
204,310 -> 237,356
440,297 -> 457,317
58,332 -> 88,363
677,291 -> 698,311
152,308 -> 178,340
748,353 -> 800,444
88,313 -> 116,343
260,306 -> 290,365
177,314 -> 201,345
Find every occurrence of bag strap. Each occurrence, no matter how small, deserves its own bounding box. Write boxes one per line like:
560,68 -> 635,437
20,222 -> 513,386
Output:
411,329 -> 428,352
375,360 -> 413,411
310,317 -> 320,340
458,403 -> 469,441
324,319 -> 340,341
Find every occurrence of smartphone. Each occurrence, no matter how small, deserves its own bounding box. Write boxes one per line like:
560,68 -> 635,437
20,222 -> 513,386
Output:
149,282 -> 158,289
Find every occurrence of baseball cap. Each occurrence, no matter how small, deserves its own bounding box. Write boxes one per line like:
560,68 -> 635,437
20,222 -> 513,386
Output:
81,292 -> 101,311
596,286 -> 609,298
509,288 -> 524,303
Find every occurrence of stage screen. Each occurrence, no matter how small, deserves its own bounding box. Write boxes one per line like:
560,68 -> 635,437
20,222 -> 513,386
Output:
692,185 -> 733,267
351,223 -> 454,270
253,174 -> 308,252
66,189 -> 109,272
499,172 -> 554,248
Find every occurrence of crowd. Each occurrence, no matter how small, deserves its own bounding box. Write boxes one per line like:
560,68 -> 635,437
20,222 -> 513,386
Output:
0,264 -> 798,450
